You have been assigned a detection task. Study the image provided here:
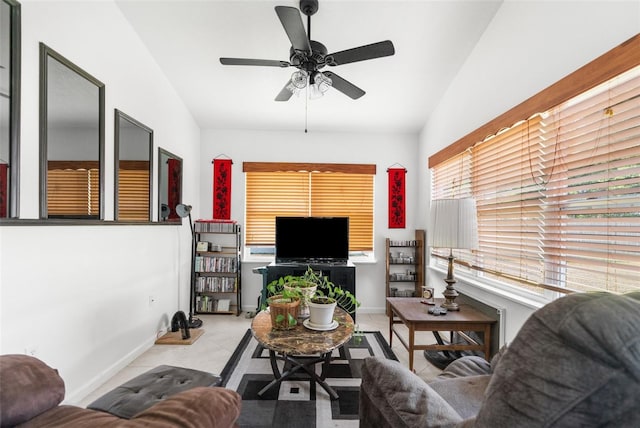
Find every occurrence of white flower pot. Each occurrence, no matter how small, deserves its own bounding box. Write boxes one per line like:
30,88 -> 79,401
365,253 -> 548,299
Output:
284,284 -> 317,318
308,298 -> 337,327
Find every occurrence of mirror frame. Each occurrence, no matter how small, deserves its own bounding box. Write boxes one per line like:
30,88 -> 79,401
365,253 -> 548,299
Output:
114,109 -> 154,221
157,147 -> 183,223
39,42 -> 105,220
1,0 -> 21,219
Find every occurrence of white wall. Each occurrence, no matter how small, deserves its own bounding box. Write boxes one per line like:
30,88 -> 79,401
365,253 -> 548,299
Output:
419,1 -> 640,343
200,128 -> 420,314
0,0 -> 200,403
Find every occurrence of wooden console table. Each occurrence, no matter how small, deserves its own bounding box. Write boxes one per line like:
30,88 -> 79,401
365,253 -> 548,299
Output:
387,297 -> 496,371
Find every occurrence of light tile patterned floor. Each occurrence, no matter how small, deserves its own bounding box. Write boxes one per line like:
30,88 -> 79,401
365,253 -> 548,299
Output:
79,312 -> 442,407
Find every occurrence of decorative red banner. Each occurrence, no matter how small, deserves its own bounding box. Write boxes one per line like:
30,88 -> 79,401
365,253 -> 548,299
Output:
213,158 -> 232,220
167,158 -> 181,220
388,168 -> 406,228
0,163 -> 7,218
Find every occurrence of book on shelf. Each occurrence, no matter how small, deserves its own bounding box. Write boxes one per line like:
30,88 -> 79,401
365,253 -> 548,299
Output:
217,299 -> 230,312
194,219 -> 238,233
194,255 -> 237,273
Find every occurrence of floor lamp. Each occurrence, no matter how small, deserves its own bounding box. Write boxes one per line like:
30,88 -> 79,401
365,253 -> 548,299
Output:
176,203 -> 203,328
428,198 -> 479,311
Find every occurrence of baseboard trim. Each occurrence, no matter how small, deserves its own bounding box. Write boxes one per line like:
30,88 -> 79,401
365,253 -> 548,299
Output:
64,334 -> 156,405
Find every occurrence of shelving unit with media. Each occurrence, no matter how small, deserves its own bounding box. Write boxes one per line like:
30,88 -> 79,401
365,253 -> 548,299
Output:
385,229 -> 426,316
192,220 -> 241,316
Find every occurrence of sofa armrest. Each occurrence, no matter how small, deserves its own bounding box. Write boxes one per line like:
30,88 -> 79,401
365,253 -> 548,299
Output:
130,387 -> 241,428
0,355 -> 65,427
360,357 -> 463,428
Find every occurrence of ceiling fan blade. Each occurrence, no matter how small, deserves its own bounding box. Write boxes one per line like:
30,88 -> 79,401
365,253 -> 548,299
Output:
275,6 -> 312,53
275,82 -> 294,102
220,58 -> 290,67
323,72 -> 365,100
326,40 -> 395,66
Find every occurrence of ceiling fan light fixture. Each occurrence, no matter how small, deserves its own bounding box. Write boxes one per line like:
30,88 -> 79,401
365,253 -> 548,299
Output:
309,72 -> 332,99
291,70 -> 308,89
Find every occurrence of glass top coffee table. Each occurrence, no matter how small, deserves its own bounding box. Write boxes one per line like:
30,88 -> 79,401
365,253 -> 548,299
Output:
251,307 -> 354,400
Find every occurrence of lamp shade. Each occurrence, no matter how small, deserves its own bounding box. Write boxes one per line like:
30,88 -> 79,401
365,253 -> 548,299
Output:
175,204 -> 192,219
428,198 -> 479,250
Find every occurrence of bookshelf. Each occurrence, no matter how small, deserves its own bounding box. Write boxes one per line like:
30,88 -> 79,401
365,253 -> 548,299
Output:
385,229 -> 426,316
192,220 -> 242,316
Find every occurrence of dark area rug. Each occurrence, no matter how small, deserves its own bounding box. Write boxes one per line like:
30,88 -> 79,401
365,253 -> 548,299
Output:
220,330 -> 397,428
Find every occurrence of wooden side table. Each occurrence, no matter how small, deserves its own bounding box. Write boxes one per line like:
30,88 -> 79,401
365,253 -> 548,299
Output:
251,307 -> 354,400
387,297 -> 496,372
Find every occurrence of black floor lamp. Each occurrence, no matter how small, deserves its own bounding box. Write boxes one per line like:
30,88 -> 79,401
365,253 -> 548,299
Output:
176,203 -> 203,329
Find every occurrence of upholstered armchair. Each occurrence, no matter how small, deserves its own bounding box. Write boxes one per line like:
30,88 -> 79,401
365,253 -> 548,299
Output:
360,291 -> 640,427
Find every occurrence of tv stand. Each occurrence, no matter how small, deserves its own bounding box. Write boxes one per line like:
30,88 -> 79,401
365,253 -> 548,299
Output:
266,261 -> 356,320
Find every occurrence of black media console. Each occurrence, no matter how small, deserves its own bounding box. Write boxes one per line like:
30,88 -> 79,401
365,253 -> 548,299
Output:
266,261 -> 356,320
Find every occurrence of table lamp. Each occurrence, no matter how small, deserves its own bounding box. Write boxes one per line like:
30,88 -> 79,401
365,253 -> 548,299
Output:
428,198 -> 478,311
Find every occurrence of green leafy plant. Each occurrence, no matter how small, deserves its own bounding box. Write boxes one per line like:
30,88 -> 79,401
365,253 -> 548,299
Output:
264,266 -> 360,314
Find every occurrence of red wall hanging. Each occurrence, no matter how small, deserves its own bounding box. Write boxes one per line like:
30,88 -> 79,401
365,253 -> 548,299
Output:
213,158 -> 232,220
167,158 -> 181,220
388,167 -> 406,228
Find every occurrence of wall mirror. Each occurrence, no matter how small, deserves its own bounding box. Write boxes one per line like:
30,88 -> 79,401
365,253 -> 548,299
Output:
115,109 -> 153,221
1,0 -> 20,219
39,42 -> 104,219
157,148 -> 182,222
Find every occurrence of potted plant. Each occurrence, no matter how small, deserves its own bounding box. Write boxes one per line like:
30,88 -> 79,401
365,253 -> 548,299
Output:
265,266 -> 360,327
266,290 -> 301,330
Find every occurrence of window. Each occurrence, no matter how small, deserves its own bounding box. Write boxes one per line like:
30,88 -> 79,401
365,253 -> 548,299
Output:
430,37 -> 640,296
244,162 -> 375,253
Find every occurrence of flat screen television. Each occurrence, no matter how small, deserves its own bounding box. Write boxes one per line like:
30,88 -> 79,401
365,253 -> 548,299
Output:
275,216 -> 349,263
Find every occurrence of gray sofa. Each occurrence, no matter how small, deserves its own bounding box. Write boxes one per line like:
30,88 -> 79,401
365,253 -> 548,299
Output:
360,291 -> 640,427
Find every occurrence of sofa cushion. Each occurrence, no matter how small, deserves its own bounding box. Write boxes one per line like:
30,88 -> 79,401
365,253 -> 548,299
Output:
0,354 -> 65,427
87,365 -> 221,419
429,375 -> 491,420
476,291 -> 640,427
21,388 -> 241,428
360,357 -> 463,428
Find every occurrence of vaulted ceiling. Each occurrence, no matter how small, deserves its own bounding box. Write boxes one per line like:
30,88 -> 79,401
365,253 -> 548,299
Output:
116,0 -> 502,134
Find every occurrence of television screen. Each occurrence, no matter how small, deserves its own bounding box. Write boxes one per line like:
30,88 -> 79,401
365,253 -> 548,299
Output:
275,217 -> 349,263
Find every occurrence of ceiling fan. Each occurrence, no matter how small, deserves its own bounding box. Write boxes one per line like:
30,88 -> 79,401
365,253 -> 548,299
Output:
220,0 -> 395,101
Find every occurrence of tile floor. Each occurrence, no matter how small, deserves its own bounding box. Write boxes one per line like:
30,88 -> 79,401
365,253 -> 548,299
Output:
79,311 -> 443,407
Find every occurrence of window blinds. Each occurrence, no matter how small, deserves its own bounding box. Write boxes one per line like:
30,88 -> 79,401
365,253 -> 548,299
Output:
431,65 -> 640,295
244,165 -> 374,251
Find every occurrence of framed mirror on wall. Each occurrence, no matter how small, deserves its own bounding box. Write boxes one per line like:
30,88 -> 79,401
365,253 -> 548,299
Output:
1,0 -> 20,219
114,109 -> 153,221
157,147 -> 182,223
39,42 -> 105,220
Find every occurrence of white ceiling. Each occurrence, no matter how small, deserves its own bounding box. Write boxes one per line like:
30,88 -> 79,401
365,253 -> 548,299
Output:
116,0 -> 502,134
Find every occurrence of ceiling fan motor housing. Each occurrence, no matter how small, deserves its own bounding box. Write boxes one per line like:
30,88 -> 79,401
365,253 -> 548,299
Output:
289,40 -> 327,70
300,0 -> 318,16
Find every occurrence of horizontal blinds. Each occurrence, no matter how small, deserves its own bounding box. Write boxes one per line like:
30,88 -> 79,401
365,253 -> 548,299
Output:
47,167 -> 99,216
245,167 -> 375,251
431,64 -> 640,295
540,67 -> 640,293
310,172 -> 374,251
473,117 -> 545,294
245,172 -> 310,246
118,169 -> 150,221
